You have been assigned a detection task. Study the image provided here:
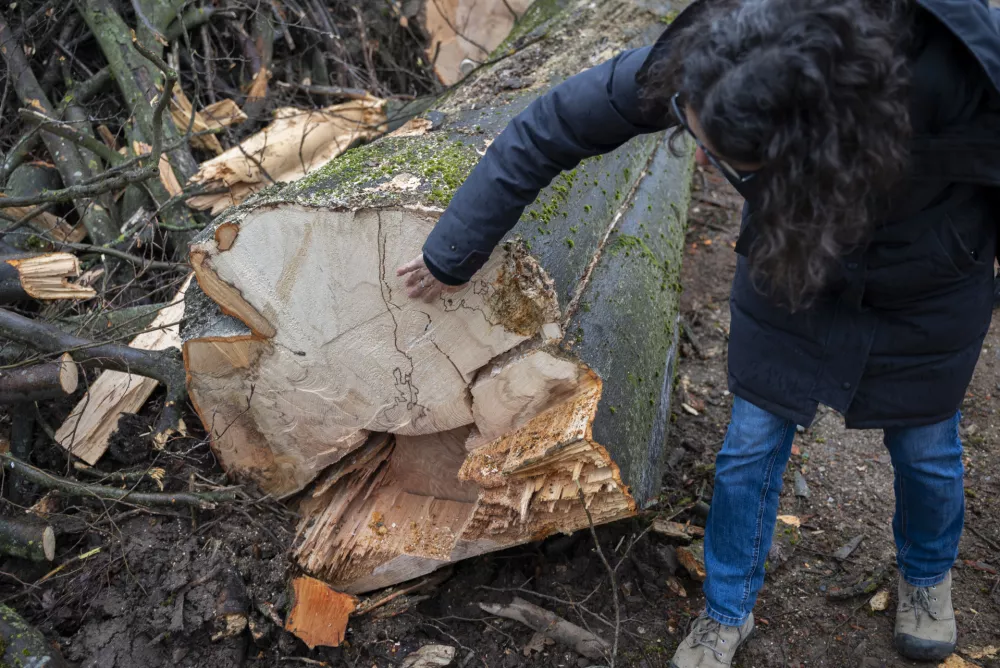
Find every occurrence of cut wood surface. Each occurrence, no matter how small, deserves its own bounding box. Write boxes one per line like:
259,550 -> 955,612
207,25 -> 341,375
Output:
422,0 -> 533,84
55,275 -> 193,464
0,253 -> 96,302
0,353 -> 78,404
186,99 -> 388,214
284,575 -> 357,649
184,0 -> 691,593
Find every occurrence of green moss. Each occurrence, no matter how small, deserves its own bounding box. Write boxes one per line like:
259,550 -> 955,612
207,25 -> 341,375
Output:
289,131 -> 481,208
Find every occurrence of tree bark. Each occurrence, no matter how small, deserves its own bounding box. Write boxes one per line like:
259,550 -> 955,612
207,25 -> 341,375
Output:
73,0 -> 200,240
0,517 -> 56,561
0,353 -> 78,404
183,0 -> 690,593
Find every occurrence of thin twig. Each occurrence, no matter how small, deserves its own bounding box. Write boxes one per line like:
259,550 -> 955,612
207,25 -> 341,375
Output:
0,453 -> 235,510
576,483 -> 620,667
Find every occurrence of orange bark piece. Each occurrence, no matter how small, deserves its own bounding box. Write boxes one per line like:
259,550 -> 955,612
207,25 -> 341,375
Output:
284,576 -> 357,649
676,541 -> 707,582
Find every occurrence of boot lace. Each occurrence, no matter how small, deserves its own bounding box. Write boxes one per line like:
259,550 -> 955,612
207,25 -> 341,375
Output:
905,586 -> 934,622
690,616 -> 726,658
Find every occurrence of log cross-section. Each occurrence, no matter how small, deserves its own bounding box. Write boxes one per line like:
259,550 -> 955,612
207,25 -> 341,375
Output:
183,0 -> 691,594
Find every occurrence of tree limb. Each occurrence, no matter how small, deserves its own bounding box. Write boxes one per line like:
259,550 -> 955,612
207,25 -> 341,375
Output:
0,10 -> 118,245
0,308 -> 186,437
0,454 -> 235,510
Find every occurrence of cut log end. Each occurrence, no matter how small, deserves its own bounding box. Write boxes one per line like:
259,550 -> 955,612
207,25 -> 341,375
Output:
2,254 -> 96,302
42,525 -> 55,562
0,353 -> 78,404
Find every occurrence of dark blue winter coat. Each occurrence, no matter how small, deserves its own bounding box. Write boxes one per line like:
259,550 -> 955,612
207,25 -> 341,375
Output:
422,0 -> 1000,429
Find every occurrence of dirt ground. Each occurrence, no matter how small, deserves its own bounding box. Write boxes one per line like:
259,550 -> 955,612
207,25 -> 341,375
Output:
5,168 -> 999,668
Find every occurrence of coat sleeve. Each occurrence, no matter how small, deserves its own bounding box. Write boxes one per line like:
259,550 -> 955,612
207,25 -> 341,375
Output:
421,46 -> 671,285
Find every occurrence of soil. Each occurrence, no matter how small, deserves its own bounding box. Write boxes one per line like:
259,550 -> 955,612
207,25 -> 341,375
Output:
4,169 -> 999,668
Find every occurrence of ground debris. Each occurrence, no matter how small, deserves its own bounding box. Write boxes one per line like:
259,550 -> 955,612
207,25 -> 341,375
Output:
402,644 -> 457,667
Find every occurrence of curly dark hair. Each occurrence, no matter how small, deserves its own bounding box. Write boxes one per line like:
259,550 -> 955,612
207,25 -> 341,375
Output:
644,0 -> 913,308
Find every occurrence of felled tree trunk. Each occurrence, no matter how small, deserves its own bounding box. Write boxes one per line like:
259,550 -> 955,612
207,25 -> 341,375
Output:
183,0 -> 690,594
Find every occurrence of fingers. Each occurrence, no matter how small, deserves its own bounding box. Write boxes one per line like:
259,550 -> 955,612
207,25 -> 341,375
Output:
396,255 -> 424,277
421,283 -> 444,303
403,267 -> 427,289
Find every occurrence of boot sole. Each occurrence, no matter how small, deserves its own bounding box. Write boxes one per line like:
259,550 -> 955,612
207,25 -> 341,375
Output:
894,633 -> 956,662
669,628 -> 756,668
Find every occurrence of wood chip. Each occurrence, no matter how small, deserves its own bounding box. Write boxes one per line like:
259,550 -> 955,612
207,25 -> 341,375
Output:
651,519 -> 704,542
403,644 -> 456,667
284,576 -> 357,649
676,541 -> 706,582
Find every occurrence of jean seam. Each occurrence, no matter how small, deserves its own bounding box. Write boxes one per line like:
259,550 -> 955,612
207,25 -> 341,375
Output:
897,468 -> 912,580
903,572 -> 949,588
738,421 -> 792,617
705,602 -> 745,627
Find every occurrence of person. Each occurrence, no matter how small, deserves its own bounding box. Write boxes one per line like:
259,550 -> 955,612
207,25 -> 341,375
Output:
397,0 -> 1000,665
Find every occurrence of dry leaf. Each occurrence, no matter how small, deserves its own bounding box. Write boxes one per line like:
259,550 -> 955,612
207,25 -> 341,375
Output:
776,515 -> 801,528
965,646 -> 998,660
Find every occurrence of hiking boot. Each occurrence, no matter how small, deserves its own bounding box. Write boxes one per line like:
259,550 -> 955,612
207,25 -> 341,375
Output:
669,613 -> 754,667
895,571 -> 957,661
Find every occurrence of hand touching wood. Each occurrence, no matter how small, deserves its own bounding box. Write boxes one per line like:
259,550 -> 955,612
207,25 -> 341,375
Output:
396,254 -> 465,302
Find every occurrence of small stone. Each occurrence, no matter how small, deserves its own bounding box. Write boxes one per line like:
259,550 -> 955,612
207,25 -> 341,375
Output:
794,471 -> 811,498
869,590 -> 890,612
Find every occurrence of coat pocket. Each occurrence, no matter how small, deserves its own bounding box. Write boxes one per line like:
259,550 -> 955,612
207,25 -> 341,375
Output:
932,209 -> 994,275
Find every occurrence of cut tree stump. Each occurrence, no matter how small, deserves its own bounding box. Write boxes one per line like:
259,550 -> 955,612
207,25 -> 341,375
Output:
183,0 -> 690,594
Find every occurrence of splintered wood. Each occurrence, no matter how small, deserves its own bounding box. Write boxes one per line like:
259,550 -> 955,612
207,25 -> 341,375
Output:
2,254 -> 95,301
293,374 -> 634,594
186,100 -> 387,214
284,576 -> 356,649
55,275 -> 192,464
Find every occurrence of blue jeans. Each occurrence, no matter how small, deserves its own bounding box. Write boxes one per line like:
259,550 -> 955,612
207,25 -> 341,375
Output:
703,397 -> 965,626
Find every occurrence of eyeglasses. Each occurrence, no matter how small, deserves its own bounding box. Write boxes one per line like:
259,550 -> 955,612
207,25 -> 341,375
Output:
671,93 -> 757,189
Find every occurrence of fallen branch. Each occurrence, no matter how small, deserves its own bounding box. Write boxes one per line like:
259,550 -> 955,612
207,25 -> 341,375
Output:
55,276 -> 192,463
478,597 -> 610,660
275,80 -> 373,100
0,517 -> 56,562
0,353 -> 77,404
0,307 -> 186,438
0,454 -> 234,510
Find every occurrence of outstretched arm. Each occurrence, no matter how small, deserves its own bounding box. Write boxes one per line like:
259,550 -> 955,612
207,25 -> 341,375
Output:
399,45 -> 671,297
